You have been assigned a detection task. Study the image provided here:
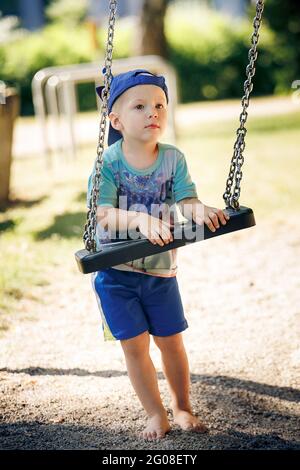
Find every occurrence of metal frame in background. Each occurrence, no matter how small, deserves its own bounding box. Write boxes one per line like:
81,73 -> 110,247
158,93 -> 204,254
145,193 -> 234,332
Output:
31,56 -> 178,167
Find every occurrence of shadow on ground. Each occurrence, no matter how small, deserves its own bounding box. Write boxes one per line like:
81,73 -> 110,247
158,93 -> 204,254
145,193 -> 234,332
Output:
0,420 -> 299,450
1,368 -> 299,450
75,192 -> 87,204
1,368 -> 299,403
0,196 -> 48,213
0,219 -> 16,233
33,212 -> 86,240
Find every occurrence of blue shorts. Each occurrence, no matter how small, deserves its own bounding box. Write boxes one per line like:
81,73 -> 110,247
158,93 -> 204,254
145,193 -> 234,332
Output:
92,268 -> 188,341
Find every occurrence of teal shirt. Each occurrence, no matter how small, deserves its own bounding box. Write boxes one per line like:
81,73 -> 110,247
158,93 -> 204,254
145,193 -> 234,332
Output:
87,138 -> 198,277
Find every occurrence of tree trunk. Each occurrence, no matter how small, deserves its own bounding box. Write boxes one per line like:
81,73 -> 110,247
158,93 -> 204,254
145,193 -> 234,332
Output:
0,88 -> 20,205
135,0 -> 169,58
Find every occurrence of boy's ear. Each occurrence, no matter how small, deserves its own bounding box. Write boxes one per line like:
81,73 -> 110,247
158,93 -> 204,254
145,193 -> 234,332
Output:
109,111 -> 122,131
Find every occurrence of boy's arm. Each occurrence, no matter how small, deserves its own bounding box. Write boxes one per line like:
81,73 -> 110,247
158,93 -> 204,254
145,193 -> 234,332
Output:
177,197 -> 202,220
97,207 -> 173,247
90,161 -> 172,246
177,197 -> 230,233
97,207 -> 140,232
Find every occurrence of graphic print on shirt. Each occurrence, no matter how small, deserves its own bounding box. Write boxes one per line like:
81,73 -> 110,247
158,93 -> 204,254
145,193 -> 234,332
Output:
97,166 -> 176,245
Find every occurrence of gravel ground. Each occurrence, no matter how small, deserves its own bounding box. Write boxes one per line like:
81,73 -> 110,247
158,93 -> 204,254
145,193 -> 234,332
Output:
0,217 -> 299,450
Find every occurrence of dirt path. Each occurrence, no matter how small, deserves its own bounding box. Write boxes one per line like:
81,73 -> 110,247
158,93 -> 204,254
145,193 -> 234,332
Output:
0,218 -> 300,450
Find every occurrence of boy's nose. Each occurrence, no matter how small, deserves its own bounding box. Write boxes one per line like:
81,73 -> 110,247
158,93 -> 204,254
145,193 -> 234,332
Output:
148,108 -> 158,118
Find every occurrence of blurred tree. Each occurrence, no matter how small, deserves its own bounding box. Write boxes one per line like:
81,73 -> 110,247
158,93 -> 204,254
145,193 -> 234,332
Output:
256,0 -> 300,89
263,0 -> 300,50
137,0 -> 170,57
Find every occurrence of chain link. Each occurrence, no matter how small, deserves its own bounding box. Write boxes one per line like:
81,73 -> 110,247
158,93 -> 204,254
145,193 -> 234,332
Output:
223,0 -> 264,210
83,0 -> 117,251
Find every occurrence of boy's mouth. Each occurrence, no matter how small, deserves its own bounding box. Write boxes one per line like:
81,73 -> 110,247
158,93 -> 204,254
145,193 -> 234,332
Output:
145,124 -> 160,129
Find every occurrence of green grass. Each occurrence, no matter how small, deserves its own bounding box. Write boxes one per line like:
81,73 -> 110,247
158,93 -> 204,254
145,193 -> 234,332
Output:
0,100 -> 299,320
180,111 -> 300,217
0,158 -> 87,316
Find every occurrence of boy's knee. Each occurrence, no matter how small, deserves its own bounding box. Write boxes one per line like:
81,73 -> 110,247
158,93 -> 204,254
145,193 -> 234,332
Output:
120,330 -> 150,357
153,332 -> 184,353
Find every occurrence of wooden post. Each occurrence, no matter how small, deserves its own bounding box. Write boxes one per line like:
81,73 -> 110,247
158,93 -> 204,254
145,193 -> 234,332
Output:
0,87 -> 20,205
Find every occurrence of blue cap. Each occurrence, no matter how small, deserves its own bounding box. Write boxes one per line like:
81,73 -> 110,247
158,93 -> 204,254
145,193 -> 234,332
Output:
96,69 -> 169,146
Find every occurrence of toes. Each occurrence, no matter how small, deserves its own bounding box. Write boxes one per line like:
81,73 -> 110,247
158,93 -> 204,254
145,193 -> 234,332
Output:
179,419 -> 208,433
193,423 -> 209,433
183,424 -> 194,432
145,431 -> 155,441
141,430 -> 166,441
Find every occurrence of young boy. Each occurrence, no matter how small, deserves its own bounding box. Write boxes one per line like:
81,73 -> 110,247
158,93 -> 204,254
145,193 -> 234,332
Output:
88,69 -> 229,441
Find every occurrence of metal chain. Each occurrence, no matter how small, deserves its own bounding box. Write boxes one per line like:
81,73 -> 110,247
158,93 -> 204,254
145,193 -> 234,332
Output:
83,0 -> 117,252
223,0 -> 264,210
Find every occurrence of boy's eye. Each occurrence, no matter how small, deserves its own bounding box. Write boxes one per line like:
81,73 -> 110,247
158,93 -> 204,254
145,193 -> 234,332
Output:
135,103 -> 164,110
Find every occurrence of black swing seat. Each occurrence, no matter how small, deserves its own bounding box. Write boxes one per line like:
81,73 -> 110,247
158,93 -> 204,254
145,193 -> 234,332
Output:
75,206 -> 255,274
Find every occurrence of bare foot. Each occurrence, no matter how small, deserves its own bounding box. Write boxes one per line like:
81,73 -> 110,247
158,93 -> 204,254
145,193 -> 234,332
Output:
173,409 -> 209,433
141,413 -> 171,441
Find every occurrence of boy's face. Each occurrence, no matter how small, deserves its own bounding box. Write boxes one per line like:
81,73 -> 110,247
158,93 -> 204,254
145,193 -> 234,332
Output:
109,84 -> 168,144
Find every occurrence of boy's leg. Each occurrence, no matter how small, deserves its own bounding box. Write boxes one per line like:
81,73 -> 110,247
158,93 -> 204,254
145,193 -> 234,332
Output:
120,331 -> 171,440
153,333 -> 208,433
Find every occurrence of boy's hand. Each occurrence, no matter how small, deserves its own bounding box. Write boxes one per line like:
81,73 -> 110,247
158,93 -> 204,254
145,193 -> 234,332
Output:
192,203 -> 230,233
136,212 -> 173,246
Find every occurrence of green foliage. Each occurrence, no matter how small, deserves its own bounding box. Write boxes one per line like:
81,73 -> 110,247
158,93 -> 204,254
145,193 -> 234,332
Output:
98,18 -> 133,60
260,0 -> 300,94
0,15 -> 132,114
1,23 -> 96,114
45,0 -> 88,26
165,4 -> 283,101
